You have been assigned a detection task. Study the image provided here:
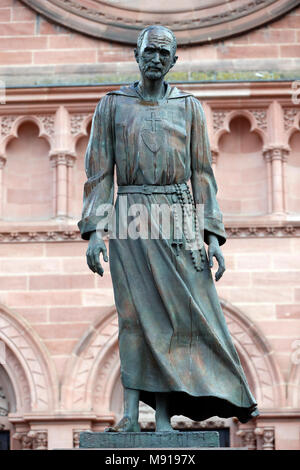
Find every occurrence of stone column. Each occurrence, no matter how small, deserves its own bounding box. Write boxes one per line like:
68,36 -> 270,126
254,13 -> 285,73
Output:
263,151 -> 272,214
211,149 -> 218,175
0,156 -> 6,218
50,105 -> 75,219
73,429 -> 85,448
263,146 -> 288,215
67,155 -> 76,217
50,153 -> 75,219
255,427 -> 275,450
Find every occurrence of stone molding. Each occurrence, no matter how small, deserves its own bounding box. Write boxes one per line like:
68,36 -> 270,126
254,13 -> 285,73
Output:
0,223 -> 299,243
0,305 -> 58,413
20,0 -> 299,45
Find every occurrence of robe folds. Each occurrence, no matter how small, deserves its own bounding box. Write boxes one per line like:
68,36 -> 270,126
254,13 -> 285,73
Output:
78,82 -> 259,423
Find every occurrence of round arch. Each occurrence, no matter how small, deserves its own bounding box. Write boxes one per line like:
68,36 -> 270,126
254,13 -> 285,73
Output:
215,110 -> 266,147
0,304 -> 59,414
2,116 -> 52,151
62,300 -> 284,418
220,299 -> 284,410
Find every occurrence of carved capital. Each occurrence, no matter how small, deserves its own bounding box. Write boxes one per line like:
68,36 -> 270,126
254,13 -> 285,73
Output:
236,428 -> 257,450
263,146 -> 289,162
66,155 -> 76,167
13,432 -> 33,450
0,116 -> 17,138
254,427 -> 275,450
73,429 -> 86,448
251,109 -> 267,131
50,153 -> 75,167
27,430 -> 48,450
212,110 -> 228,132
70,113 -> 89,136
211,149 -> 219,165
39,115 -> 55,137
0,156 -> 6,169
283,108 -> 299,131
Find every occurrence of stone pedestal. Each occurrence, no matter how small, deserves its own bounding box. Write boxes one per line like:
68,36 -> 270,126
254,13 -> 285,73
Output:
79,431 -> 219,449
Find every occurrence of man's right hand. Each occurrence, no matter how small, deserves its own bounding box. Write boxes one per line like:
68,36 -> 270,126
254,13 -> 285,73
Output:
86,231 -> 108,276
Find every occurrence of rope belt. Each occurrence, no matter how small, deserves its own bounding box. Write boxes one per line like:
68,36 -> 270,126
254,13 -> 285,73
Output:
117,182 -> 188,195
117,182 -> 204,272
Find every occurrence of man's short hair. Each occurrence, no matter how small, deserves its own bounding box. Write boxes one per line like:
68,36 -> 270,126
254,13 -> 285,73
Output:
136,25 -> 177,56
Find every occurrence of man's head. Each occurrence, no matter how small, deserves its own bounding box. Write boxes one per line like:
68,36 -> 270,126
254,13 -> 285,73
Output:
134,25 -> 178,80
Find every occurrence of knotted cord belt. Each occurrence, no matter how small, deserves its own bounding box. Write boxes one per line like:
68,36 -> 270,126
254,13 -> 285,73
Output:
117,182 -> 204,272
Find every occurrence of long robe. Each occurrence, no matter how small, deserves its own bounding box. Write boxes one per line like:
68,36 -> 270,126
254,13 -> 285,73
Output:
78,82 -> 259,423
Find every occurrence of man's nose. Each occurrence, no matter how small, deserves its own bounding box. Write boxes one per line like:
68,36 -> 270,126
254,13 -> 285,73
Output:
152,52 -> 160,63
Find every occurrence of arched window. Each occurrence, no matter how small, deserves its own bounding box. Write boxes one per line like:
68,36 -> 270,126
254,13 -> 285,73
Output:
217,116 -> 266,216
286,130 -> 300,214
71,121 -> 91,218
3,121 -> 51,221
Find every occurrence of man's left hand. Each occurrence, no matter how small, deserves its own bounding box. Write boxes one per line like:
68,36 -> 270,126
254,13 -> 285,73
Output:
208,238 -> 226,282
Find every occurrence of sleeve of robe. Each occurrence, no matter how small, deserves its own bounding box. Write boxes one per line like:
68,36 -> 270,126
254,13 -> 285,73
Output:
189,96 -> 227,246
78,94 -> 115,240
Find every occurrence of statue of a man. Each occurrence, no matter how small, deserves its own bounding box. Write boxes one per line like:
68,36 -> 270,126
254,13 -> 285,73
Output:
78,25 -> 258,432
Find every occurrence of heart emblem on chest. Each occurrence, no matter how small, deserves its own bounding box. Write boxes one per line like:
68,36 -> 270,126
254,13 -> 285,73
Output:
141,129 -> 162,153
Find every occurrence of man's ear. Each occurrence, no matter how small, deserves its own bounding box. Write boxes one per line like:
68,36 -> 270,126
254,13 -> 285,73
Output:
134,48 -> 139,63
170,55 -> 178,69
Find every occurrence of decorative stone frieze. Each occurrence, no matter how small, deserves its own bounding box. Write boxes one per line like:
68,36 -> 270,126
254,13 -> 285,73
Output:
255,427 -> 275,450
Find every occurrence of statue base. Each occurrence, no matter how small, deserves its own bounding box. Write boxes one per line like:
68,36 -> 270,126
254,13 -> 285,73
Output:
79,431 -> 219,449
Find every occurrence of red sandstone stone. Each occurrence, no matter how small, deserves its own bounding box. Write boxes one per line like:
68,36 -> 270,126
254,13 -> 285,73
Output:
34,322 -> 89,340
0,21 -> 35,35
0,50 -> 32,64
11,6 -> 36,21
0,8 -> 10,22
0,0 -> 14,6
280,44 -> 300,57
0,36 -> 47,50
13,306 -> 48,323
273,255 -> 300,270
255,320 -> 300,337
45,242 -> 86,257
48,34 -> 100,50
43,338 -> 78,355
33,49 -> 97,65
247,29 -> 296,44
0,0 -> 298,450
49,306 -> 104,322
216,271 -> 250,286
0,257 -> 61,273
29,273 -> 95,290
0,243 -> 44,257
217,45 -> 279,59
217,285 -> 293,303
252,271 -> 300,286
271,14 -> 300,29
0,275 -> 27,290
276,305 -> 300,319
2,290 -> 82,307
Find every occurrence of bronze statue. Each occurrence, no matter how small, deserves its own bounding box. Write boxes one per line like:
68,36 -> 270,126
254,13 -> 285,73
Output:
78,25 -> 258,432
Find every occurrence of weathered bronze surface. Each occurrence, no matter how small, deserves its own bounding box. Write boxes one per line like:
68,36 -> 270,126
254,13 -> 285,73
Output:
80,430 -> 220,448
78,25 -> 259,432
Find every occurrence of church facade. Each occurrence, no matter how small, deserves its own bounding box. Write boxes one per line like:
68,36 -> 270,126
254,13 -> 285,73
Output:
0,0 -> 299,450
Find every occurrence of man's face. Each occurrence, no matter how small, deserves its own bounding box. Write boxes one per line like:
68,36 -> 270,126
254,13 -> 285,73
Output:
135,28 -> 177,80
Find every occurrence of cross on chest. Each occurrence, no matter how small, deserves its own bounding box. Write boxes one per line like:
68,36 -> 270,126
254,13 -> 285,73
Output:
145,112 -> 162,132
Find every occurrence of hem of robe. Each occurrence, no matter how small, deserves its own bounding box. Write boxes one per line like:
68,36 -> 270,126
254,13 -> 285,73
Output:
137,389 -> 259,424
